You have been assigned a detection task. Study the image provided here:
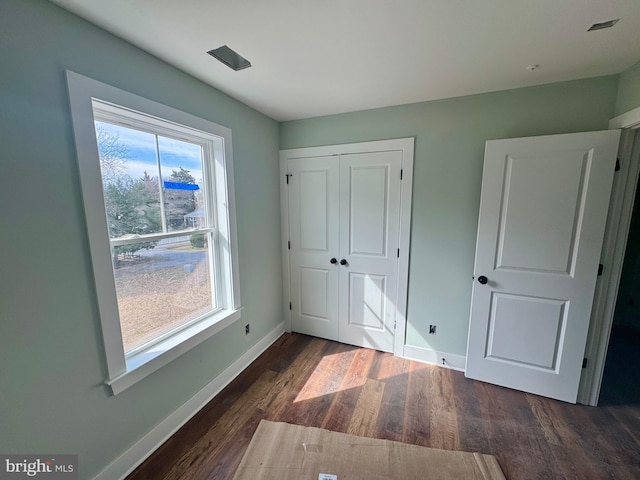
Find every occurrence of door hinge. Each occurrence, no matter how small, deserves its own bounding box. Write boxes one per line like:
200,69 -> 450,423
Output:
400,169 -> 403,180
615,158 -> 621,172
286,173 -> 291,184
288,241 -> 291,250
394,320 -> 397,330
598,263 -> 604,276
582,357 -> 588,369
397,248 -> 400,258
289,302 -> 292,311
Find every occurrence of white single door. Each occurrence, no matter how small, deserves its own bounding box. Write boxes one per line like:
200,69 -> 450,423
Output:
466,130 -> 620,403
338,151 -> 402,353
288,156 -> 340,341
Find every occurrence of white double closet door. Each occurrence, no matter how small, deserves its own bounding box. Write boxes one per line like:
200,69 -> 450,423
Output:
286,149 -> 403,353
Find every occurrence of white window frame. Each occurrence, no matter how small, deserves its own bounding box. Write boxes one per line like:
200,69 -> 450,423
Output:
66,71 -> 242,395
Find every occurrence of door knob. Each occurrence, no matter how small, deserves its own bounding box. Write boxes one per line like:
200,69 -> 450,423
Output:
330,258 -> 337,264
340,259 -> 348,266
477,275 -> 488,285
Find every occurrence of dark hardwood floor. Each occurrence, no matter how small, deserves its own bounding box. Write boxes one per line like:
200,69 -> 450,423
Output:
600,325 -> 640,406
128,333 -> 640,479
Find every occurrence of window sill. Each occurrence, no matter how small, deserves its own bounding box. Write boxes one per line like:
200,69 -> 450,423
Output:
106,308 -> 242,395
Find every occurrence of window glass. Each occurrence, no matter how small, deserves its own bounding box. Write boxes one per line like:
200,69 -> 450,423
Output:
96,122 -> 163,237
111,242 -> 213,352
157,136 -> 206,232
95,120 -> 216,352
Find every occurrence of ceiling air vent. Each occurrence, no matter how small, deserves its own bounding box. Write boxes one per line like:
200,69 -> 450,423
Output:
587,19 -> 619,31
207,45 -> 252,71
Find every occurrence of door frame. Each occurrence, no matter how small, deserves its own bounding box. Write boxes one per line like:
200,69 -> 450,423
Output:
579,106 -> 640,405
279,138 -> 415,356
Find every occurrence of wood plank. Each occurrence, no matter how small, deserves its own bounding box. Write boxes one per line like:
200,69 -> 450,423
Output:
571,405 -> 640,477
347,378 -> 385,437
449,366 -> 489,453
321,346 -> 375,431
373,352 -> 409,442
193,411 -> 264,480
525,394 -> 603,479
607,404 -> 640,449
427,364 -> 461,450
154,370 -> 279,480
402,359 -> 431,446
280,341 -> 355,427
262,336 -> 329,416
474,381 -> 558,480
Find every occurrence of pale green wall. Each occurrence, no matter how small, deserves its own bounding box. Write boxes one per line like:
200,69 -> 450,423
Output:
281,77 -> 619,356
0,1 -> 282,478
614,60 -> 640,116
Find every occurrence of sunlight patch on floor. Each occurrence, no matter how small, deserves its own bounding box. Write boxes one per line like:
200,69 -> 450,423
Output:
294,347 -> 430,402
294,350 -> 362,402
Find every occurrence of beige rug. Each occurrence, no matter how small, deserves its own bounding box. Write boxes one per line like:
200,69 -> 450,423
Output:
233,420 -> 506,480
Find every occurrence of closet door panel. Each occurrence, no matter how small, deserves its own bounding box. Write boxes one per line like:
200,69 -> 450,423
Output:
288,156 -> 340,341
338,151 -> 402,353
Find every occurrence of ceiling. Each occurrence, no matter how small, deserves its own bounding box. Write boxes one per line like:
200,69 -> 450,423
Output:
50,0 -> 640,121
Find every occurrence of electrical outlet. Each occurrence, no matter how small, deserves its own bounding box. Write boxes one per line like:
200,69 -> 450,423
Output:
429,324 -> 437,334
245,324 -> 250,335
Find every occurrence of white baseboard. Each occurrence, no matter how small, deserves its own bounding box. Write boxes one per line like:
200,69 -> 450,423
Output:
402,344 -> 466,372
92,321 -> 287,480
